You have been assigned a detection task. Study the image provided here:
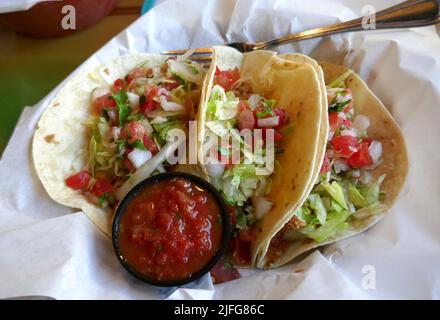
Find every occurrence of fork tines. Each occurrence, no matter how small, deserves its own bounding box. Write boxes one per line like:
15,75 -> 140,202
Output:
161,47 -> 213,64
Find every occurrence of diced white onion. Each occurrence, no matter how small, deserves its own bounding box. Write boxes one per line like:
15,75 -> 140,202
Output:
350,169 -> 361,178
116,140 -> 183,200
328,130 -> 335,141
247,94 -> 261,110
257,116 -> 279,128
157,87 -> 171,97
254,197 -> 273,220
140,119 -> 154,135
205,163 -> 225,179
353,114 -> 370,132
159,95 -> 185,111
110,126 -> 121,141
348,146 -> 358,153
127,92 -> 140,109
152,66 -> 162,78
102,126 -> 120,148
91,87 -> 110,101
341,128 -> 358,137
150,116 -> 168,124
334,158 -> 349,173
128,149 -> 152,169
369,140 -> 382,163
360,170 -> 372,184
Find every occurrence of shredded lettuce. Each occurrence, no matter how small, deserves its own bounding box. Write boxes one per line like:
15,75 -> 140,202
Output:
168,59 -> 203,85
152,119 -> 186,145
307,194 -> 327,225
291,173 -> 386,243
300,210 -> 350,242
321,181 -> 348,209
328,70 -> 353,88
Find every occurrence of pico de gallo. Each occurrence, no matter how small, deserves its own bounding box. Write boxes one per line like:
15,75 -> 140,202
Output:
204,67 -> 293,283
269,70 -> 385,256
65,57 -> 204,207
116,177 -> 223,282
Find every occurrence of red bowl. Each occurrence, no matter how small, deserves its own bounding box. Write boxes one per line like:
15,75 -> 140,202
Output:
0,0 -> 118,38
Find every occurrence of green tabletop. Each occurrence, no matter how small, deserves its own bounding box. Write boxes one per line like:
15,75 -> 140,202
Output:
0,1 -> 142,155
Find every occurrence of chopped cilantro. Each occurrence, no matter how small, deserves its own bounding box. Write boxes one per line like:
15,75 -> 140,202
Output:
132,139 -> 148,151
139,94 -> 146,106
112,90 -> 131,127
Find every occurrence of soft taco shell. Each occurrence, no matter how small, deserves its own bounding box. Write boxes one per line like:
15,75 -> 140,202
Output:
32,53 -> 205,237
197,46 -> 325,267
260,62 -> 409,268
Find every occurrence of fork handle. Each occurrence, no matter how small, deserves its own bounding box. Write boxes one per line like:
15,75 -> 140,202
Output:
256,0 -> 439,50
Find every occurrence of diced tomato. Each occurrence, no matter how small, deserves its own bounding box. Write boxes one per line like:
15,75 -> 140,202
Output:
92,93 -> 116,115
164,77 -> 180,91
65,171 -> 90,190
113,79 -> 125,93
230,236 -> 251,266
238,101 -> 250,112
253,106 -> 272,121
227,206 -> 237,226
214,67 -> 240,91
126,122 -> 146,144
332,135 -> 358,158
140,87 -> 160,114
143,134 -> 159,154
328,112 -> 344,132
123,157 -> 135,173
239,228 -> 255,242
91,178 -> 114,197
260,128 -> 283,144
210,259 -> 240,284
273,130 -> 283,143
362,137 -> 373,146
237,109 -> 255,130
320,153 -> 331,174
342,118 -> 353,129
126,67 -> 152,83
348,141 -> 373,168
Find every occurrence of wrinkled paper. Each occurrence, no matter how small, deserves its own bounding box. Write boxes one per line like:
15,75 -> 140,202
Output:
1,0 -> 440,299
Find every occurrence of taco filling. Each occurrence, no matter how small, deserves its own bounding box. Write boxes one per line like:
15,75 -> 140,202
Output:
268,71 -> 385,257
203,66 -> 293,276
65,57 -> 204,208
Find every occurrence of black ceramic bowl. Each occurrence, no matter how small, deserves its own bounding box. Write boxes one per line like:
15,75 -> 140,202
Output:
112,172 -> 230,287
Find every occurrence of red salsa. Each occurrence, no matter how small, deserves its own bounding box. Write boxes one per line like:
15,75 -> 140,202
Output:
117,177 -> 223,282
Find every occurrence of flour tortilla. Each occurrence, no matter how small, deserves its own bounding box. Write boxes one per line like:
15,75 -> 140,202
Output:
260,62 -> 409,268
32,53 -> 206,237
197,46 -> 326,267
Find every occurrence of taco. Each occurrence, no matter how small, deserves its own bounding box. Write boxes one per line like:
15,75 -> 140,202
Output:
259,62 -> 408,268
33,53 -> 206,236
196,46 -> 327,279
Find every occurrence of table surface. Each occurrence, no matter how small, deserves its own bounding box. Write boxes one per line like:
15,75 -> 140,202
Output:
0,0 -> 144,155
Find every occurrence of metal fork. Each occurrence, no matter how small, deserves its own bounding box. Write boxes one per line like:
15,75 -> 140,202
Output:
161,0 -> 439,64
